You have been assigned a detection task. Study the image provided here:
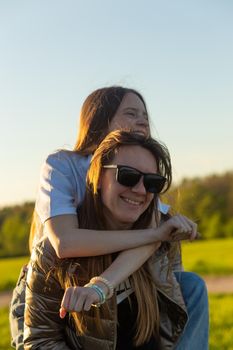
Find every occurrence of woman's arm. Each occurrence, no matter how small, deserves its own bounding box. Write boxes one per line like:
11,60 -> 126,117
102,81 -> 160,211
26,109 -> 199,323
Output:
60,214 -> 197,314
46,213 -> 197,258
45,214 -> 158,258
60,242 -> 160,315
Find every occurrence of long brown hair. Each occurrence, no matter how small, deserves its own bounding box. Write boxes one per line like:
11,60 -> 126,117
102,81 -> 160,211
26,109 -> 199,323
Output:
29,86 -> 149,250
59,130 -> 172,346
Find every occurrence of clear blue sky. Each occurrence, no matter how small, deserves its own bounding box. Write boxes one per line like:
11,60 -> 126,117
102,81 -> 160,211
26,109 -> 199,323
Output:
0,0 -> 232,207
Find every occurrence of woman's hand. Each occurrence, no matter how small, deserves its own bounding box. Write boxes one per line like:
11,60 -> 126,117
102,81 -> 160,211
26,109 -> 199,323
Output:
157,214 -> 198,242
59,284 -> 106,318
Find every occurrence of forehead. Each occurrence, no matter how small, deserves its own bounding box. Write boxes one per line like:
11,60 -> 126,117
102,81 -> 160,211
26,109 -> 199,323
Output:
113,145 -> 158,173
119,92 -> 146,111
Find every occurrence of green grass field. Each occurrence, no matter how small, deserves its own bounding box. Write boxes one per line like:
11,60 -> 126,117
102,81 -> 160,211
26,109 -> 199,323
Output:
182,238 -> 233,276
0,256 -> 29,291
0,307 -> 12,350
209,294 -> 233,350
1,294 -> 233,350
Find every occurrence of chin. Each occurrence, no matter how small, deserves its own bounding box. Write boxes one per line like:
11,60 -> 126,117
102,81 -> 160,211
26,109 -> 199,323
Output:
121,215 -> 141,225
114,210 -> 143,227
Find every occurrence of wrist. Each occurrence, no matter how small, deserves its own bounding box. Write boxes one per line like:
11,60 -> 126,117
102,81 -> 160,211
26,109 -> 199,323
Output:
152,225 -> 164,241
147,227 -> 159,243
84,283 -> 106,307
90,276 -> 114,300
93,281 -> 109,295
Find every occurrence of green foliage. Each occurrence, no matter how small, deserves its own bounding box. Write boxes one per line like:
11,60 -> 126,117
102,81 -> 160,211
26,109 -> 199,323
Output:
205,213 -> 222,239
223,218 -> 233,238
0,202 -> 34,257
182,238 -> 233,275
164,171 -> 233,239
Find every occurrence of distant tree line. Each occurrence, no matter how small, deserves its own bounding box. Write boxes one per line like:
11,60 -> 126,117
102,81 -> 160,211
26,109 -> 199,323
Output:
0,171 -> 232,257
0,202 -> 33,257
164,171 -> 233,240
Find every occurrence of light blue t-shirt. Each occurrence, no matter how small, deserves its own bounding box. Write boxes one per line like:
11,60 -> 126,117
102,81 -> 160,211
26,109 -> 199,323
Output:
35,150 -> 170,223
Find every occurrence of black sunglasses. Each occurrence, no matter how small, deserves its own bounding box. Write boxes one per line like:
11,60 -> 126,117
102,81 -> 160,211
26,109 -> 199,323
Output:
103,165 -> 166,194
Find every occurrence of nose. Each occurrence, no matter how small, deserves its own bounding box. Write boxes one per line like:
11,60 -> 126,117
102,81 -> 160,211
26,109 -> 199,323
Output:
131,177 -> 147,195
137,116 -> 149,127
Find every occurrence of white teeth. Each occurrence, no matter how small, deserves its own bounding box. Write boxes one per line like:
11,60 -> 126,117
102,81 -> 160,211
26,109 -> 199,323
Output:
134,130 -> 146,136
122,197 -> 141,206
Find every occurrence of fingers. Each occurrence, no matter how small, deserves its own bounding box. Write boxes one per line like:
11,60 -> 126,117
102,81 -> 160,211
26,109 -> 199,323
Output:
60,286 -> 101,317
60,286 -> 72,318
59,306 -> 67,319
177,215 -> 197,240
169,215 -> 198,242
184,216 -> 198,241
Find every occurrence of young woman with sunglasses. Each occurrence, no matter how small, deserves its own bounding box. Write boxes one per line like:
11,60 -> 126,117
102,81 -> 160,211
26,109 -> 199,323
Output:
10,86 -> 208,349
25,130 -> 192,349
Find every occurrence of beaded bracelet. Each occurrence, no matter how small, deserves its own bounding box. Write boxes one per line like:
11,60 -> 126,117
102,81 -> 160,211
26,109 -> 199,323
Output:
84,283 -> 106,308
90,276 -> 114,300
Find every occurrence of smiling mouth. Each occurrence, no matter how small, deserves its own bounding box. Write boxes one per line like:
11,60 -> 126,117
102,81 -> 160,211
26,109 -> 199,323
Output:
120,196 -> 143,206
134,130 -> 147,136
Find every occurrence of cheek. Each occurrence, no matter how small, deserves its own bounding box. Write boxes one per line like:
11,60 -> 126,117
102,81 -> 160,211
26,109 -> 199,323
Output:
99,176 -> 110,204
146,194 -> 154,207
99,172 -> 117,207
100,188 -> 109,208
109,116 -> 123,131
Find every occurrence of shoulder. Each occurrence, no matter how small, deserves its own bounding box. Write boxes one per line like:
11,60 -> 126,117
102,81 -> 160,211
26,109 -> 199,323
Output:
45,149 -> 88,167
42,150 -> 92,176
36,150 -> 91,223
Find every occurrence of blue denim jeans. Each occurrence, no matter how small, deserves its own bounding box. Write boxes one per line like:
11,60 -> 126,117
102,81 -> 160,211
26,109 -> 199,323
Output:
174,272 -> 209,350
9,268 -> 209,349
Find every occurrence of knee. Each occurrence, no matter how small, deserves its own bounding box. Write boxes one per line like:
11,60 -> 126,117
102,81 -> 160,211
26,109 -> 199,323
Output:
186,272 -> 207,296
178,271 -> 208,304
